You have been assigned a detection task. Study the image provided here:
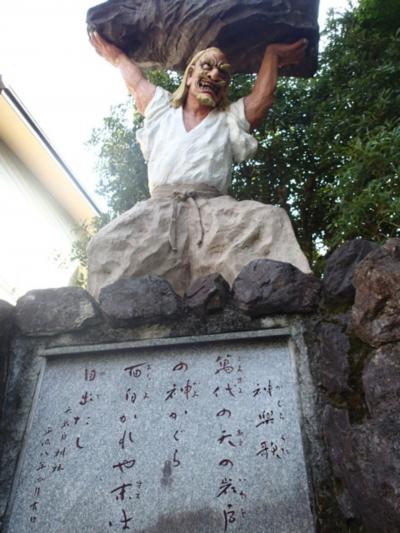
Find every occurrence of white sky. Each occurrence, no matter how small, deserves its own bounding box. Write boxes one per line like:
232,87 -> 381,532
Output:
0,0 -> 350,209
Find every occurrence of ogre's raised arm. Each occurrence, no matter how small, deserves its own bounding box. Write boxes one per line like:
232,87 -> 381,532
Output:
89,31 -> 156,115
244,39 -> 308,128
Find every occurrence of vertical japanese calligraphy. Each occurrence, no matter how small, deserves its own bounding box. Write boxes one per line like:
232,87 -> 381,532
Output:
8,340 -> 314,533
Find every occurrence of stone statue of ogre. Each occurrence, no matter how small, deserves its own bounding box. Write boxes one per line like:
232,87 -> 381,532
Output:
87,32 -> 311,297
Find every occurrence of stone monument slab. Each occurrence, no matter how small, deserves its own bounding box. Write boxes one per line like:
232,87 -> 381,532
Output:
5,332 -> 314,532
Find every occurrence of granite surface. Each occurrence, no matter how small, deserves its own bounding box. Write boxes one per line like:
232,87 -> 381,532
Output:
6,336 -> 314,532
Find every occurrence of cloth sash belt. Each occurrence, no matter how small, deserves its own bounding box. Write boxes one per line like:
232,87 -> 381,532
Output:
152,183 -> 222,251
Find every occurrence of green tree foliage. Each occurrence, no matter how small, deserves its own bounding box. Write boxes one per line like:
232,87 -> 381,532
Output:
71,213 -> 112,271
88,70 -> 180,217
88,103 -> 148,216
79,0 -> 400,275
228,0 -> 400,267
70,212 -> 113,286
315,1 -> 400,248
230,76 -> 325,262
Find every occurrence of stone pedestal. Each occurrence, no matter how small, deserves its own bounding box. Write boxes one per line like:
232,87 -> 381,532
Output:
2,241 -> 400,531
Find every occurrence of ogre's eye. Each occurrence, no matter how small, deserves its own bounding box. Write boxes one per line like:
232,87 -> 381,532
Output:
218,63 -> 232,79
201,62 -> 211,70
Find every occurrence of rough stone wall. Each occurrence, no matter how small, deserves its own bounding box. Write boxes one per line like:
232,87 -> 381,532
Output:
318,239 -> 400,533
1,238 -> 400,531
0,301 -> 14,420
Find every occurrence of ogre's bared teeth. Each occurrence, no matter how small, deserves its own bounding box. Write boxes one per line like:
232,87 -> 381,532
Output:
197,78 -> 220,97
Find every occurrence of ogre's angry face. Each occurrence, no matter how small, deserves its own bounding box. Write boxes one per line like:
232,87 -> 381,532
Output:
186,49 -> 231,108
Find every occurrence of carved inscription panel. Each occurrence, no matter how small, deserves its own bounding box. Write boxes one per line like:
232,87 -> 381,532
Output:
7,338 -> 314,532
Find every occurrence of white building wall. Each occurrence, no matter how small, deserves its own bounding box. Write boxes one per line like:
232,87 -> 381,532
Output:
0,140 -> 78,303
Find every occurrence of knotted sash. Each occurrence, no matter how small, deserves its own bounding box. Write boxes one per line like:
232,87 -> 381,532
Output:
152,184 -> 222,251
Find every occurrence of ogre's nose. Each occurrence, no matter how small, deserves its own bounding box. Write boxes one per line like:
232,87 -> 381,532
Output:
208,67 -> 221,80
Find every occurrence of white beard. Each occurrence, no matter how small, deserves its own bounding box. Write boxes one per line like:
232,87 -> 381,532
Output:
196,92 -> 216,108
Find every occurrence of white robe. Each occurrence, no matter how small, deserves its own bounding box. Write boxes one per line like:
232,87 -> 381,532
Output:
137,87 -> 258,195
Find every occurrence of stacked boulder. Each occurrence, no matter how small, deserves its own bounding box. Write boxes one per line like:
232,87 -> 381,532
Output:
320,239 -> 400,532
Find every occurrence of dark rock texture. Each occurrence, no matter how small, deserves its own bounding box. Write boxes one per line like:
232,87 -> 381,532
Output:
0,300 -> 14,330
323,404 -> 400,532
99,276 -> 181,326
87,0 -> 319,76
0,300 -> 14,351
319,240 -> 400,531
352,238 -> 400,347
316,322 -> 350,396
15,288 -> 102,336
0,301 -> 15,425
363,343 -> 400,417
185,273 -> 230,315
321,406 -> 356,520
0,336 -> 42,524
323,239 -> 378,305
233,259 -> 321,316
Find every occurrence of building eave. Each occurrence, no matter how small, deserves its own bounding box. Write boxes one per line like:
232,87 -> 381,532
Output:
0,75 -> 101,224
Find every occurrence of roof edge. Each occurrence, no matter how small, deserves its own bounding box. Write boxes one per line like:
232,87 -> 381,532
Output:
0,75 -> 101,216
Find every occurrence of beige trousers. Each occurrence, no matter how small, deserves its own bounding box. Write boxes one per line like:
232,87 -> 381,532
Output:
87,184 -> 311,298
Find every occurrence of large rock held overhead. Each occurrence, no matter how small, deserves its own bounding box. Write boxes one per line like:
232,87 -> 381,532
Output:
87,0 -> 319,76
